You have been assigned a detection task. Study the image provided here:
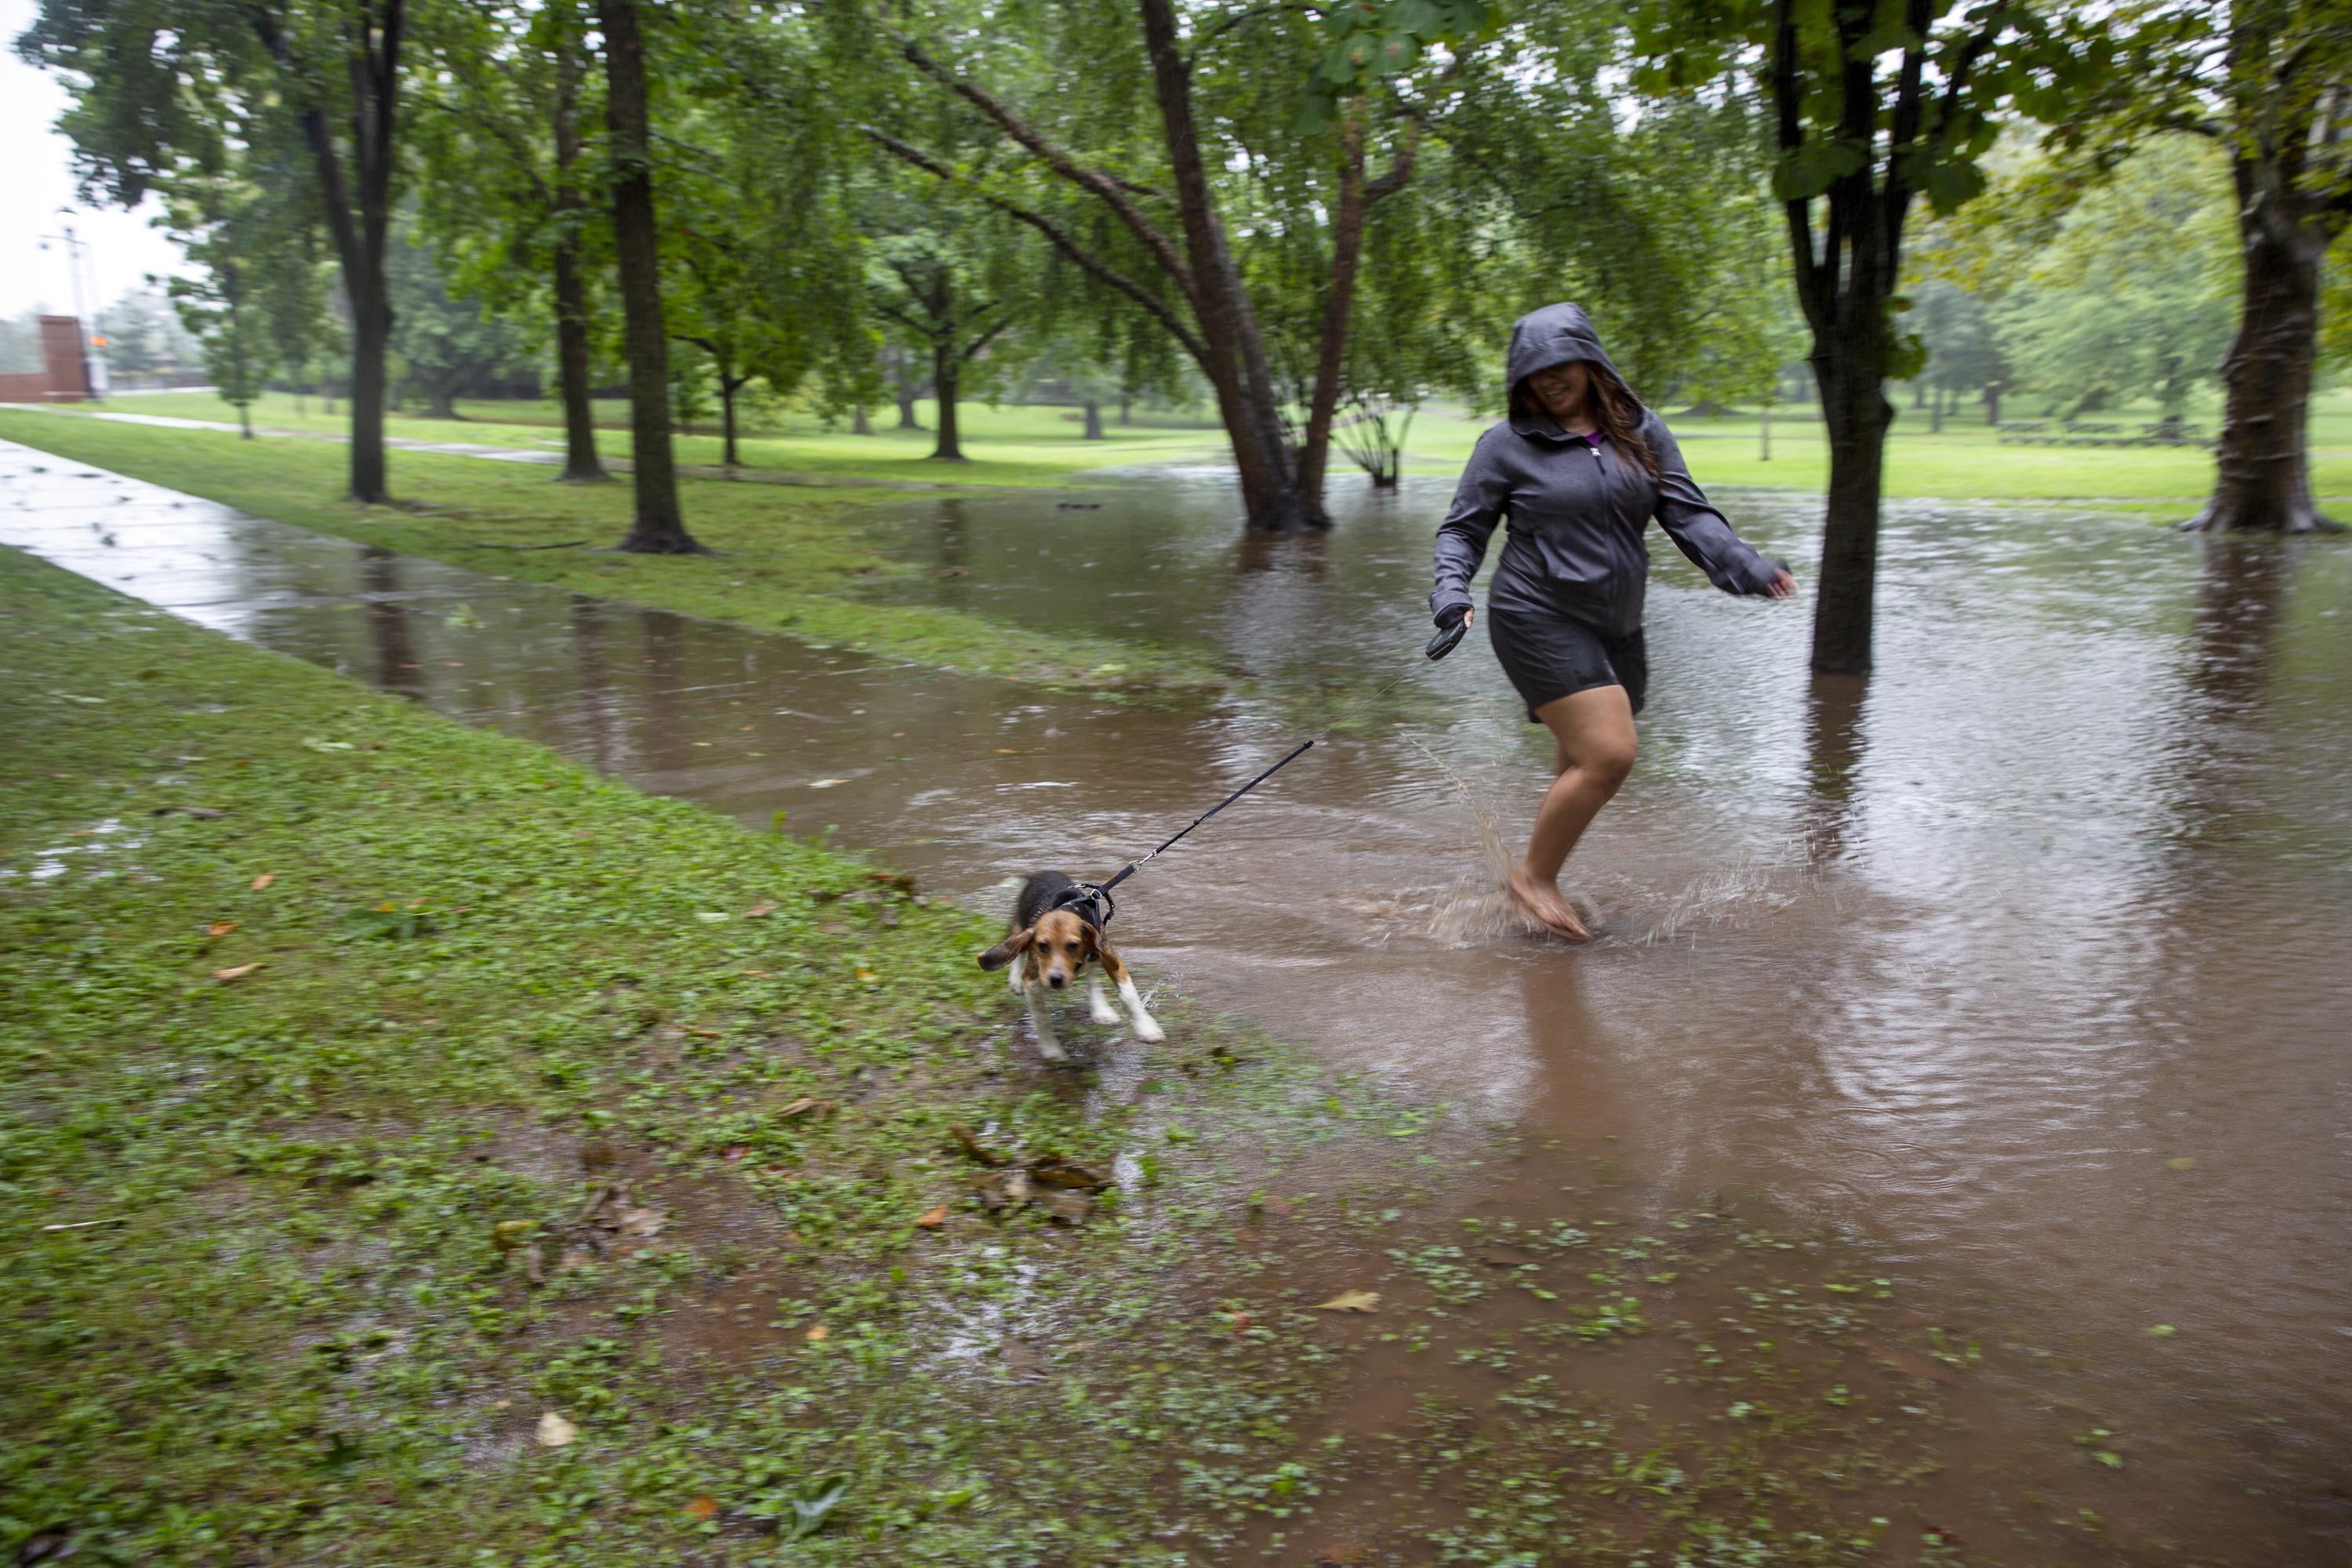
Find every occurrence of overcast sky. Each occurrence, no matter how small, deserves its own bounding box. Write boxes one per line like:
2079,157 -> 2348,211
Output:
0,0 -> 194,321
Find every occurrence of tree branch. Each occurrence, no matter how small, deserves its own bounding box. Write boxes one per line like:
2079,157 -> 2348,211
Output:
888,30 -> 1198,307
862,126 -> 1210,368
1770,0 -> 1825,332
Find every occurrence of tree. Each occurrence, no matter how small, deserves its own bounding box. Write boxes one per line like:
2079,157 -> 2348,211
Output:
869,223 -> 1023,462
23,0 -> 414,502
413,0 -> 615,483
1637,0 -> 2099,673
388,227 -> 534,417
1987,147 -> 2235,421
593,0 -> 700,552
169,236 -> 271,438
2072,0 -> 2352,532
869,0 -> 1487,528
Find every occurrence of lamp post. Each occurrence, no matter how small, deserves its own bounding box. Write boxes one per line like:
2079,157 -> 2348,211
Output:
36,209 -> 105,401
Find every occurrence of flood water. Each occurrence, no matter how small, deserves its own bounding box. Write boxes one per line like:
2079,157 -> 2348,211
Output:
5,434 -> 2350,1555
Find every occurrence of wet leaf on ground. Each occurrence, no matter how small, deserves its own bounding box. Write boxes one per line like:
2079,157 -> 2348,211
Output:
249,871 -> 275,890
534,1411 -> 577,1448
1315,1290 -> 1381,1313
212,963 -> 263,982
684,1494 -> 719,1520
1029,1154 -> 1110,1192
205,920 -> 238,938
949,1123 -> 1011,1167
913,1204 -> 948,1229
786,1477 -> 849,1539
777,1097 -> 834,1120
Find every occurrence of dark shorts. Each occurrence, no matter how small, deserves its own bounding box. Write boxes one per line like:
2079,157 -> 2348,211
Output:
1486,604 -> 1647,721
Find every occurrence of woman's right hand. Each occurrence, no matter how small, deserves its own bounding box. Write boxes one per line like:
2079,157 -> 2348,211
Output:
1427,604 -> 1474,660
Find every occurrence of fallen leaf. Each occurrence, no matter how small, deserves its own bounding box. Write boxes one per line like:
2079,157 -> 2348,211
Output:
212,963 -> 263,982
949,1124 -> 1011,1167
804,1323 -> 829,1342
2145,1323 -> 2177,1338
722,1145 -> 750,1163
1314,1290 -> 1381,1314
1479,1246 -> 1536,1268
777,1097 -> 834,1120
491,1398 -> 514,1410
809,778 -> 848,789
249,872 -> 275,890
855,967 -> 878,985
2164,1156 -> 2195,1171
684,1494 -> 719,1521
1029,1154 -> 1111,1192
1316,1542 -> 1368,1566
914,1204 -> 949,1229
994,748 -> 1018,754
535,1411 -> 577,1448
557,1246 -> 595,1272
1035,1189 -> 1094,1225
206,921 -> 238,938
743,902 -> 779,918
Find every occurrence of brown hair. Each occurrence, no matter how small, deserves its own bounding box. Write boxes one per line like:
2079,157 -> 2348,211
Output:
1513,364 -> 1661,480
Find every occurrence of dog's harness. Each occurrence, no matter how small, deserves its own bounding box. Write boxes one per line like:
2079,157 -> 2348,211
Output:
1048,880 -> 1115,932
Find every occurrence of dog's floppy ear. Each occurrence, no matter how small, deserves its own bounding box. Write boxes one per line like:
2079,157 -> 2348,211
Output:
977,927 -> 1035,971
1078,921 -> 1102,958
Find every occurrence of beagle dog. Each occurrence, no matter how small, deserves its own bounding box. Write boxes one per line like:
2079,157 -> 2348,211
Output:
977,871 -> 1163,1059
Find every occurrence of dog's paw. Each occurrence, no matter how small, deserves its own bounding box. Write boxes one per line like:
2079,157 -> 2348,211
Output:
1035,1038 -> 1068,1062
1090,998 -> 1122,1026
1131,1014 -> 1166,1044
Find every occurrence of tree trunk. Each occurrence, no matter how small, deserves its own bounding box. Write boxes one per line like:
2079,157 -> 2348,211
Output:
1134,0 -> 1316,531
1082,399 -> 1103,440
1760,397 -> 1772,462
887,343 -> 924,428
1810,339 -> 1893,677
2187,180 -> 2339,533
1984,382 -> 2000,425
238,402 -> 253,440
720,372 -> 742,467
931,343 -> 963,461
1929,384 -> 1944,434
597,0 -> 702,553
853,404 -> 873,435
347,267 -> 391,501
550,32 -> 610,484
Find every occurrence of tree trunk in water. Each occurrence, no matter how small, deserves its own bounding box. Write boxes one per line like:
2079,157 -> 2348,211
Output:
597,0 -> 700,553
2187,194 -> 2339,533
1082,400 -> 1103,440
1134,0 -> 1317,532
1810,339 -> 1892,676
550,34 -> 609,484
931,345 -> 963,461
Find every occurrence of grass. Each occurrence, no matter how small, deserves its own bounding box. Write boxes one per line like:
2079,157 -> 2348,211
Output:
0,409 -> 1234,700
67,390 -> 1231,489
0,544 -> 2083,1565
1395,388 -> 2352,515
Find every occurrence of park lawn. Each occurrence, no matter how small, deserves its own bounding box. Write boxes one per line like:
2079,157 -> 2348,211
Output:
0,409 -> 1234,699
0,546 -> 1979,1566
1396,387 -> 2352,514
58,391 -> 1231,487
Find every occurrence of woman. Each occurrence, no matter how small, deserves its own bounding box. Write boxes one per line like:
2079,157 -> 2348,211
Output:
1430,302 -> 1795,940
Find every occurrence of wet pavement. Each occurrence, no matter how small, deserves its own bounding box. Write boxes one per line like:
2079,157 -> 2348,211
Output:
5,434 -> 2351,1556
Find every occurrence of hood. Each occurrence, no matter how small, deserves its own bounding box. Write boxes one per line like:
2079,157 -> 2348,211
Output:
1504,302 -> 1623,411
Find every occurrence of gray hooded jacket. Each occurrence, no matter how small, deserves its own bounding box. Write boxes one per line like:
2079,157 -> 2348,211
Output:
1431,302 -> 1780,637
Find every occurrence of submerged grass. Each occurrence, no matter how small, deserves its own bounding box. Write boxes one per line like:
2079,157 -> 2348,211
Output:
1,546 -> 2152,1565
0,412 -> 1233,701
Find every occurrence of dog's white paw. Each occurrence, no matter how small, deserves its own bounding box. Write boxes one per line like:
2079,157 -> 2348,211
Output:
1131,1013 -> 1166,1044
1090,996 -> 1122,1026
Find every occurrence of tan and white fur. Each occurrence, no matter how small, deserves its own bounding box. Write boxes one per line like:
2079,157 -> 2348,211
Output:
977,871 -> 1163,1060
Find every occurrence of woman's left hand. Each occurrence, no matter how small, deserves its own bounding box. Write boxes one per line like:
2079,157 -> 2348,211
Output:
1765,568 -> 1798,599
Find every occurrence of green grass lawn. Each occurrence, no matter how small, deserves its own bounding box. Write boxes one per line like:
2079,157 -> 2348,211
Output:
0,410 -> 1232,699
78,390 -> 1232,488
0,546 -> 1997,1564
1395,388 -> 2352,512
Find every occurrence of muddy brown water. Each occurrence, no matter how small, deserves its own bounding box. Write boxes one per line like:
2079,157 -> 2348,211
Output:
5,436 -> 2350,1556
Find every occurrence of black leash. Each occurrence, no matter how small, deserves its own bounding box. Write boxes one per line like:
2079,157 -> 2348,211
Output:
1055,643 -> 1434,930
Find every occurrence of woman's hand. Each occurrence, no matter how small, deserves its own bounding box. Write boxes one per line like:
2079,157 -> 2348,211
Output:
1427,604 -> 1474,660
1766,568 -> 1797,599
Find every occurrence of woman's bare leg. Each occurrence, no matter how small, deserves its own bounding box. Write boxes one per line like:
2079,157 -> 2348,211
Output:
1504,684 -> 1637,940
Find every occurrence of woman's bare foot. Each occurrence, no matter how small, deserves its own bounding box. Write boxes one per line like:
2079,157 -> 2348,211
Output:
1504,865 -> 1592,940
